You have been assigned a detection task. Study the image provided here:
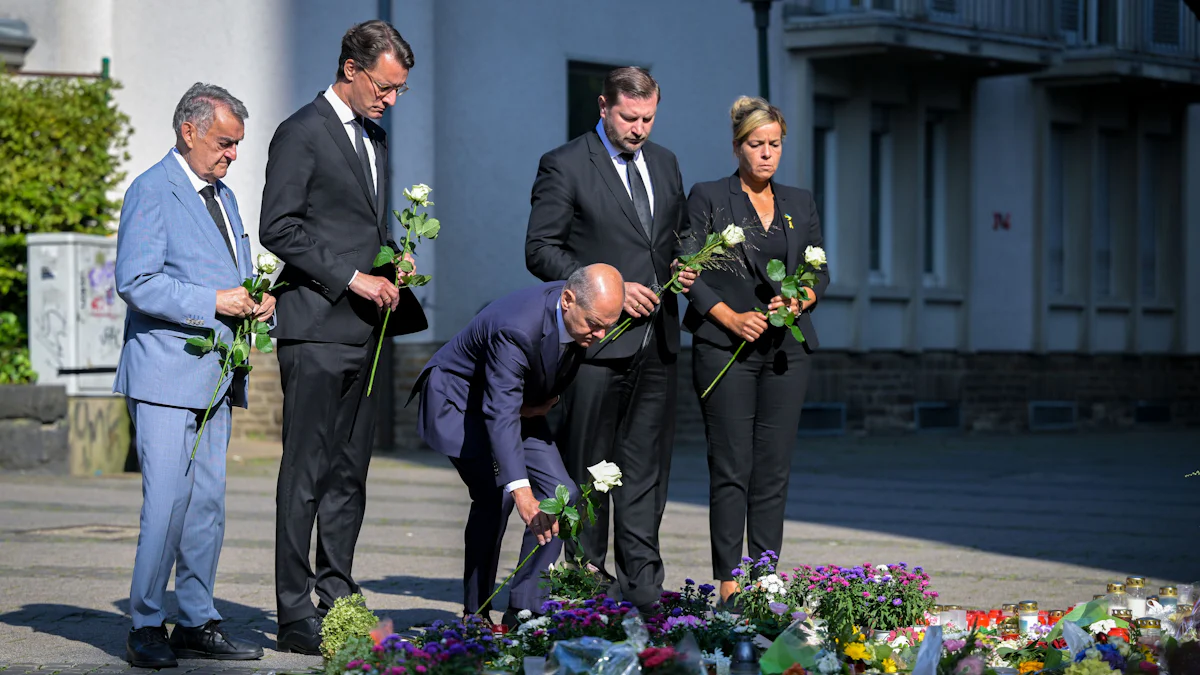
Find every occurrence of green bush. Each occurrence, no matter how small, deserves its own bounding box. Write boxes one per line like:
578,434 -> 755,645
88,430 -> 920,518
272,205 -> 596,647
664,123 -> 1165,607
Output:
0,312 -> 36,384
0,74 -> 132,382
320,593 -> 380,660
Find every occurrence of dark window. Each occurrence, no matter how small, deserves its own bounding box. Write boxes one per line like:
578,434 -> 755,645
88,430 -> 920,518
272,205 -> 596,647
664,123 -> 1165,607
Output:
567,61 -> 621,142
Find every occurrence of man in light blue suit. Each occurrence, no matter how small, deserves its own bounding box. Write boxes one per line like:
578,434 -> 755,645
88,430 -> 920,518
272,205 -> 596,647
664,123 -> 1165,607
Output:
114,83 -> 270,668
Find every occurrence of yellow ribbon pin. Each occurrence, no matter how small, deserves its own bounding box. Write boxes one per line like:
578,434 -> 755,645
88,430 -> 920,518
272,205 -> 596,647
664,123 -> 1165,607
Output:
784,213 -> 793,229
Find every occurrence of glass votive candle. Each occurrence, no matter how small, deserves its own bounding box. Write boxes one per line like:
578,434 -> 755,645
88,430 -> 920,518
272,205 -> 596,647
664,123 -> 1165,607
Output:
1018,601 -> 1039,634
1135,617 -> 1161,645
1108,583 -> 1129,612
1126,577 -> 1149,618
1179,583 -> 1195,607
1049,609 -> 1065,625
1002,603 -> 1018,618
943,605 -> 967,630
1113,609 -> 1134,625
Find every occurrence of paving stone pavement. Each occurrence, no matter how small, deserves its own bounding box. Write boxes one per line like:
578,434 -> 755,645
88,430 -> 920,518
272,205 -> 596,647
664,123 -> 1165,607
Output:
1,431 -> 1198,672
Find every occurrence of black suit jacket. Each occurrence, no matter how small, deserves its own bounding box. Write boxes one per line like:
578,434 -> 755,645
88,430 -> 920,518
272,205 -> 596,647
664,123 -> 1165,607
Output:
683,173 -> 829,349
260,92 -> 427,344
524,130 -> 688,360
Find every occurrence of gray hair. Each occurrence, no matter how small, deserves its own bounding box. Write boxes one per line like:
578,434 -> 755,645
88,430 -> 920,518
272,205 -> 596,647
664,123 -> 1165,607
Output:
172,82 -> 248,137
565,267 -> 597,308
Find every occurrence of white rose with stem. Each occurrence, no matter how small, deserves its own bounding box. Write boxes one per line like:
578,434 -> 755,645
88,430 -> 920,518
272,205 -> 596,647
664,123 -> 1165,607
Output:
700,251 -> 824,399
182,253 -> 285,475
366,185 -> 441,397
475,461 -> 622,614
601,224 -> 747,345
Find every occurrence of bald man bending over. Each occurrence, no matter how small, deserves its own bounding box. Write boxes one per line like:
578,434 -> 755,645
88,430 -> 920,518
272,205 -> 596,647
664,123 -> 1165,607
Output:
411,264 -> 625,626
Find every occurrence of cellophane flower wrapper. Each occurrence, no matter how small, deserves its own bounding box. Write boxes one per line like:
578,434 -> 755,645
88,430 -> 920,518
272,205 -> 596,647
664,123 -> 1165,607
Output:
911,625 -> 943,675
670,631 -> 706,675
758,617 -> 821,674
548,636 -> 614,675
1061,618 -> 1095,656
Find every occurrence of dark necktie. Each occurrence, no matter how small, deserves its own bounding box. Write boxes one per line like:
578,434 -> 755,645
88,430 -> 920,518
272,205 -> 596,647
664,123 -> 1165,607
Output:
354,117 -> 376,203
620,152 -> 652,236
554,343 -> 584,394
199,185 -> 236,263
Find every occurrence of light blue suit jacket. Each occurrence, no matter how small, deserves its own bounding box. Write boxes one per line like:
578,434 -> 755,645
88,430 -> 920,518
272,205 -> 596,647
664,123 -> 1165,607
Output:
113,150 -> 254,410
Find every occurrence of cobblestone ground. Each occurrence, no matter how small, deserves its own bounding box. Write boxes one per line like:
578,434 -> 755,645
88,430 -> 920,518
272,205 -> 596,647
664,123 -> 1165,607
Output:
1,431 -> 1198,673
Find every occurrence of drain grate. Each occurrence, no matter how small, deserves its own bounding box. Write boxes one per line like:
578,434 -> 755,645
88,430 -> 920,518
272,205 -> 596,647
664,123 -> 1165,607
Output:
25,524 -> 140,540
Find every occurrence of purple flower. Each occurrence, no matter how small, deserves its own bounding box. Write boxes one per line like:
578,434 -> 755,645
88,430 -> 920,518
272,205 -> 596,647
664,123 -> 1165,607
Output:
893,598 -> 903,606
769,602 -> 788,615
731,568 -> 744,577
792,611 -> 808,622
685,578 -> 695,585
742,556 -> 753,563
944,639 -> 967,652
877,596 -> 887,603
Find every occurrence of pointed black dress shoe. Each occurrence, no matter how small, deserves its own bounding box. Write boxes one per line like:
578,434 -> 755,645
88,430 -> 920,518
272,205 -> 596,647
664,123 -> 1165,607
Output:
169,619 -> 263,660
127,625 -> 177,669
276,615 -> 322,655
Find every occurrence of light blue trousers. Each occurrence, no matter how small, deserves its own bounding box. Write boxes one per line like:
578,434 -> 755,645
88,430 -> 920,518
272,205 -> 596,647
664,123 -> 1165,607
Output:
127,396 -> 229,629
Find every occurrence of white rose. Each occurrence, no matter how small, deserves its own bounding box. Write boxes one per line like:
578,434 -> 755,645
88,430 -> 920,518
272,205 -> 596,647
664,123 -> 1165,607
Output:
1090,620 -> 1116,635
255,252 -> 281,275
404,183 -> 433,206
805,245 -> 827,268
588,460 -> 623,493
720,224 -> 746,247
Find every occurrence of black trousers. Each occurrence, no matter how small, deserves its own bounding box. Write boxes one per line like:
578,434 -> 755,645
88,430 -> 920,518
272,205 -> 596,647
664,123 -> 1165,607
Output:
275,338 -> 376,624
553,332 -> 676,610
691,331 -> 811,581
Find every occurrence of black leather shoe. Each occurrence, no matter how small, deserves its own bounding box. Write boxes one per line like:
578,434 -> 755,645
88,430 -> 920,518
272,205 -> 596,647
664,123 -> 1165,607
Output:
276,616 -> 322,656
169,620 -> 264,660
127,625 -> 177,669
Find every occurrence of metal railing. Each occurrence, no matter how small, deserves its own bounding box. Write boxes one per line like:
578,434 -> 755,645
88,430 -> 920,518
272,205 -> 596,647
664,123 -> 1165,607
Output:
784,0 -> 1200,59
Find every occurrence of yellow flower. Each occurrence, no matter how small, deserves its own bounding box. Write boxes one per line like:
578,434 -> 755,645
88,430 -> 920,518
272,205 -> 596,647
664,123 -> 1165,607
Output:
882,658 -> 897,673
844,642 -> 871,662
1019,661 -> 1044,674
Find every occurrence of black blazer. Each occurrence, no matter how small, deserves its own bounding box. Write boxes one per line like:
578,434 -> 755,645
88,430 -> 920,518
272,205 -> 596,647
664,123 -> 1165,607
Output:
524,130 -> 688,360
683,173 -> 829,349
260,92 -> 427,344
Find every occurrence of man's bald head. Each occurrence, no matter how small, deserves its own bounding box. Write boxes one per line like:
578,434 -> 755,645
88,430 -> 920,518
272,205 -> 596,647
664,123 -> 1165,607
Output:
561,264 -> 625,348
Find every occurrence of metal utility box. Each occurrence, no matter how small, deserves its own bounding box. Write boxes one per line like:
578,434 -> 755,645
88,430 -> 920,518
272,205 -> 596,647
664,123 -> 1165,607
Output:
26,232 -> 126,396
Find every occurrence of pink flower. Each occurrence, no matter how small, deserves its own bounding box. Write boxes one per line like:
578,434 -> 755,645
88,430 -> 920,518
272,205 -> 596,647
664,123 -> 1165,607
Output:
1139,662 -> 1159,674
953,655 -> 984,675
944,639 -> 967,652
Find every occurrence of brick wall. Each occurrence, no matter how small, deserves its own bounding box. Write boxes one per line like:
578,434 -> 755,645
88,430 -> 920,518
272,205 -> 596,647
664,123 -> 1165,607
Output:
234,344 -> 1200,446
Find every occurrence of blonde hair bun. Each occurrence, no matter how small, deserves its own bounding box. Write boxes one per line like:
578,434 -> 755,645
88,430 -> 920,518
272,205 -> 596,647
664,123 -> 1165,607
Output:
730,96 -> 787,145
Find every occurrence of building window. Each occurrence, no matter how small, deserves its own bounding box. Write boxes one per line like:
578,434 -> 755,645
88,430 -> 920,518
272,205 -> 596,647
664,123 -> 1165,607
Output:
1047,125 -> 1067,296
869,105 -> 892,285
1093,131 -> 1117,299
923,114 -> 948,287
813,98 -> 837,283
1140,134 -> 1173,301
567,60 -> 621,142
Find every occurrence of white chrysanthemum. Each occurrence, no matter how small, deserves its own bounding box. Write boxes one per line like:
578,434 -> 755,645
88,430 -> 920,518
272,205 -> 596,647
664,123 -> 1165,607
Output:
517,609 -> 533,621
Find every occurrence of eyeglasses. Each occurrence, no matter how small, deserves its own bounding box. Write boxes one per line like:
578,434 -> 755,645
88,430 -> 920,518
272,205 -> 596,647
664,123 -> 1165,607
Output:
362,69 -> 409,99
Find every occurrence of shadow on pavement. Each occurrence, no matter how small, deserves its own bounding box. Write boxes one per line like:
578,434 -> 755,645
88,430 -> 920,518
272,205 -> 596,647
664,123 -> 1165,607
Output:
358,575 -> 461,605
0,604 -> 129,659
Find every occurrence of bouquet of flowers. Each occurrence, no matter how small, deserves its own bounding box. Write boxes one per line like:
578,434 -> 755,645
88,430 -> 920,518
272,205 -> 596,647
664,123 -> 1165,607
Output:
730,551 -> 807,639
639,645 -> 694,675
367,183 -> 440,396
504,595 -> 637,660
700,246 -> 826,398
797,562 -> 936,638
601,221 -> 748,346
182,252 -> 283,475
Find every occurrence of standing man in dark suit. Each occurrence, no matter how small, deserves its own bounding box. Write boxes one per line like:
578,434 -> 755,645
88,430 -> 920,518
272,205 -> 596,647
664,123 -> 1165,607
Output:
413,264 -> 625,625
524,67 -> 694,613
260,20 -> 426,655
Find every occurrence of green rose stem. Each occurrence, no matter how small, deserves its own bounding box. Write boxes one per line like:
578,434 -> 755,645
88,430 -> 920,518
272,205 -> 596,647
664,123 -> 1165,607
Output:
700,340 -> 746,400
185,329 -> 239,477
475,545 -> 541,616
598,259 -> 695,346
366,224 -> 416,397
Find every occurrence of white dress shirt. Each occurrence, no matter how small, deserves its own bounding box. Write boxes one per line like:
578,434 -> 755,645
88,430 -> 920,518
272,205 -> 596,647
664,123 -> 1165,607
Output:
323,86 -> 378,288
172,148 -> 237,265
504,301 -> 574,494
595,119 -> 654,216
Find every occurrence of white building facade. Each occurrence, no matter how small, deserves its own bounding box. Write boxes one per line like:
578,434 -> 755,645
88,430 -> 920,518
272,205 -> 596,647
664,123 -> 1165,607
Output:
5,0 -> 1198,438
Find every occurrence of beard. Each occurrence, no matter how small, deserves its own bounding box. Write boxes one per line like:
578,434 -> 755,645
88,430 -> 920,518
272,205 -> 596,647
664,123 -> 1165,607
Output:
602,116 -> 645,154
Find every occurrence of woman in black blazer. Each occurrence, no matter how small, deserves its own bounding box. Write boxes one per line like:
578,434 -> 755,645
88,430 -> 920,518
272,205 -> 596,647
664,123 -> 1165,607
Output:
684,96 -> 829,604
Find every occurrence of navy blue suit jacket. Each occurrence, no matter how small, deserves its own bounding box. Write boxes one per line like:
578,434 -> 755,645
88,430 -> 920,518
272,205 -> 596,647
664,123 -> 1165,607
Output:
414,282 -> 577,487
